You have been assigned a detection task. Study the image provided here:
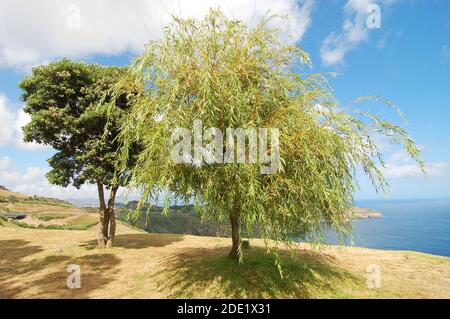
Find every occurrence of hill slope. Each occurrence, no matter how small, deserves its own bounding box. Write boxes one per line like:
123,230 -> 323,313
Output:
0,188 -> 98,230
1,222 -> 449,298
117,204 -> 382,237
0,189 -> 448,298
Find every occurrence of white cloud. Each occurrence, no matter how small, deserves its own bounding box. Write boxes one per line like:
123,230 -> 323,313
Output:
0,156 -> 11,170
0,0 -> 314,70
382,150 -> 449,179
1,166 -> 47,184
0,95 -> 15,146
14,109 -> 48,150
0,163 -> 88,198
0,156 -> 139,201
0,164 -> 137,201
320,0 -> 396,66
13,178 -> 98,200
0,93 -> 48,150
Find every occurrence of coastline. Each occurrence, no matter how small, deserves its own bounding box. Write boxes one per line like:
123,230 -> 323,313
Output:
352,207 -> 383,219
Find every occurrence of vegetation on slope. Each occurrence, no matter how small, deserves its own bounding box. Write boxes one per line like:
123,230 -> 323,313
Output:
0,193 -> 73,209
32,212 -> 74,221
118,202 -> 382,237
12,214 -> 99,231
0,188 -> 98,231
119,204 -> 227,236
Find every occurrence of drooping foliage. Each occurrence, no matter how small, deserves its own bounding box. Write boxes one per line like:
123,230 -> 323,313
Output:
116,10 -> 424,261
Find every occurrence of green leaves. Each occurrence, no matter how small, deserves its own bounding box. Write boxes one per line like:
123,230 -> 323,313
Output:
115,10 -> 423,264
20,59 -> 132,190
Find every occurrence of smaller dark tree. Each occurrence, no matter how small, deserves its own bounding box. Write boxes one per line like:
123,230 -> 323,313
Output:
19,59 -> 140,247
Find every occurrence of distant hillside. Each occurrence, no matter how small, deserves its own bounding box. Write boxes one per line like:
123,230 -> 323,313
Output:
66,197 -> 127,208
119,202 -> 382,237
65,198 -> 101,207
351,208 -> 382,219
0,188 -> 73,207
0,186 -> 30,200
119,203 -> 227,237
0,188 -> 98,230
0,187 -> 381,237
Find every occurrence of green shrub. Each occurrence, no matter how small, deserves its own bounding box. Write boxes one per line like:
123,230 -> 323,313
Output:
7,195 -> 18,203
32,212 -> 72,221
13,214 -> 98,231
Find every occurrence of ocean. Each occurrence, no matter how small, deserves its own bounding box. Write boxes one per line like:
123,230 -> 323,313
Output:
324,198 -> 450,257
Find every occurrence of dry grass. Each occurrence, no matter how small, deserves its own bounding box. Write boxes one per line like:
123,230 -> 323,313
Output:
33,212 -> 74,221
3,202 -> 86,215
0,222 -> 449,299
15,213 -> 98,230
0,189 -> 29,199
0,189 -> 97,230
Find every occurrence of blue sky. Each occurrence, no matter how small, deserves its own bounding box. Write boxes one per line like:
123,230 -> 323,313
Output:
0,0 -> 449,201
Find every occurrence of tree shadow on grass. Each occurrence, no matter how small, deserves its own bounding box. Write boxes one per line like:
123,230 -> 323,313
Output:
0,239 -> 121,298
0,239 -> 43,264
156,247 -> 362,298
0,239 -> 66,298
29,253 -> 121,298
80,233 -> 185,250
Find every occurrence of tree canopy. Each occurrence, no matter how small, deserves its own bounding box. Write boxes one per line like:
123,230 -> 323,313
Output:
115,10 -> 424,263
19,59 -> 138,247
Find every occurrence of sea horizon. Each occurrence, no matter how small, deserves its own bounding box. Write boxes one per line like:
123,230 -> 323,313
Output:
323,198 -> 450,258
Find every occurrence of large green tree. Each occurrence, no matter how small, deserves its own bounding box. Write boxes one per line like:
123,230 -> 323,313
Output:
117,10 -> 424,261
19,59 -> 138,247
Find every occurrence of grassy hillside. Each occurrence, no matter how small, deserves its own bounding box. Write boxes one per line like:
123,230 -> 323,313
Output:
0,187 -> 29,200
0,188 -> 98,230
118,205 -> 228,237
0,221 -> 449,298
0,188 -> 73,207
1,189 -> 449,298
119,203 -> 383,237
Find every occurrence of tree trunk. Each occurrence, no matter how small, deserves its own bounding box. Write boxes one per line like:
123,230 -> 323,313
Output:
96,182 -> 108,248
106,185 -> 119,248
229,212 -> 241,260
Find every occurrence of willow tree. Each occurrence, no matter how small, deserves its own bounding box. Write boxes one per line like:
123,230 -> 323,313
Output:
117,10 -> 424,261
